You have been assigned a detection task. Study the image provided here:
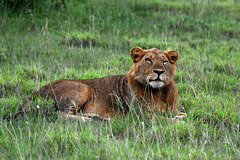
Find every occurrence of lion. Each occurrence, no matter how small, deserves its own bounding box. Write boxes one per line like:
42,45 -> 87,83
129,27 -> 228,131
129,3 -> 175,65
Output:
11,47 -> 186,121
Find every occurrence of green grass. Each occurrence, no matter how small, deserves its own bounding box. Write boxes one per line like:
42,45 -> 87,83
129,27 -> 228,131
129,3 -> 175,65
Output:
0,0 -> 240,159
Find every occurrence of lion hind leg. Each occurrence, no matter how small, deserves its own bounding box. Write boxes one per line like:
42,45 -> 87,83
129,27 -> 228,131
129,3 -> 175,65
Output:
83,112 -> 111,121
54,83 -> 92,114
59,112 -> 110,122
58,113 -> 93,122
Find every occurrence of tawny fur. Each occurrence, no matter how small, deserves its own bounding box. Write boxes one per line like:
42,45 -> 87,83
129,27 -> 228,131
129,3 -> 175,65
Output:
13,47 -> 186,120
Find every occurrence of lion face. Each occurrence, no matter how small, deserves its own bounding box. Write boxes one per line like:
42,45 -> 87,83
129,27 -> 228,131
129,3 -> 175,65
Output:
129,47 -> 178,89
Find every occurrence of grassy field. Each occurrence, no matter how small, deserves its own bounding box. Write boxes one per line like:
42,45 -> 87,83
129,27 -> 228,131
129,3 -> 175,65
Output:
0,0 -> 240,159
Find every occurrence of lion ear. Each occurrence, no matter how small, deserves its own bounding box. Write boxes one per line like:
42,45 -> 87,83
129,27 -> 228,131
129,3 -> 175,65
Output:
130,47 -> 145,63
164,50 -> 179,64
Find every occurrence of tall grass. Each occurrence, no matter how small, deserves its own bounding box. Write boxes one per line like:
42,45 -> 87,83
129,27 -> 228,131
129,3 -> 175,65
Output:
0,0 -> 239,159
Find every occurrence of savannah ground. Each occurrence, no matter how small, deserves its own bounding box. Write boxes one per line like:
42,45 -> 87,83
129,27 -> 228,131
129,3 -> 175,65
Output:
0,0 -> 239,159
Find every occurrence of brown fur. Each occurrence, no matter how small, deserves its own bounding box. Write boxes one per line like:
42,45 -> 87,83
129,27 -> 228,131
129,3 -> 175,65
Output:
14,47 -> 186,120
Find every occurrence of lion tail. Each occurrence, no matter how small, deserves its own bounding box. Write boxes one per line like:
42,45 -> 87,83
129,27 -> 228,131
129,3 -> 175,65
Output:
3,91 -> 40,121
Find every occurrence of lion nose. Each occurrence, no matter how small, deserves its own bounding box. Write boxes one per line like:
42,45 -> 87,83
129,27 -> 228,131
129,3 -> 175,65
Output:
153,70 -> 164,75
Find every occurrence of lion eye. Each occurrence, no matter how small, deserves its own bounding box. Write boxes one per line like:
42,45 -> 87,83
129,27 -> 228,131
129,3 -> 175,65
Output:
163,61 -> 168,65
145,58 -> 152,64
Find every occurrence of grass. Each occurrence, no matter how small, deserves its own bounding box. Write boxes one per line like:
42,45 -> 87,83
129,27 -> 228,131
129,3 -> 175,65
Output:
0,0 -> 240,159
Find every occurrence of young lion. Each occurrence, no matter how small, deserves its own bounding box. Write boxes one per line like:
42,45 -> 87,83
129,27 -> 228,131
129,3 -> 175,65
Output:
12,47 -> 186,121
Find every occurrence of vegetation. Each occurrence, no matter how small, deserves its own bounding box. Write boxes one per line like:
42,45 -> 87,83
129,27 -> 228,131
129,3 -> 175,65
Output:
0,0 -> 239,159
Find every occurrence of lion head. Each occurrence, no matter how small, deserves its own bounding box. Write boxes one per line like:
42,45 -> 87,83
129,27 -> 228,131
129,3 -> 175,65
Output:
128,47 -> 178,89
